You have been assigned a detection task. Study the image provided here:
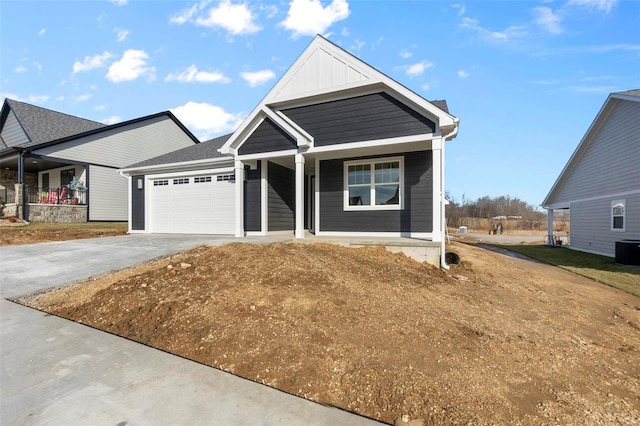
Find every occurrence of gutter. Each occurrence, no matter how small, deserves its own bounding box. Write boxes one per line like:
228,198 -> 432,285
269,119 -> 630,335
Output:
440,117 -> 460,270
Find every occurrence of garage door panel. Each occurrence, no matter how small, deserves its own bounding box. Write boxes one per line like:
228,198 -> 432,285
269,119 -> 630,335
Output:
149,174 -> 235,234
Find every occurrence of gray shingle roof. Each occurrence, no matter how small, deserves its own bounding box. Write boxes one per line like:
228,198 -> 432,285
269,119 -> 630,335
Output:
5,99 -> 106,148
430,100 -> 449,114
125,133 -> 232,169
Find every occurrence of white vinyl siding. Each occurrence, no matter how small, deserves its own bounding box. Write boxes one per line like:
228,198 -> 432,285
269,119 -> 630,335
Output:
273,47 -> 369,100
1,110 -> 29,147
32,116 -> 195,168
38,165 -> 86,189
88,165 -> 128,221
552,100 -> 640,203
570,193 -> 640,257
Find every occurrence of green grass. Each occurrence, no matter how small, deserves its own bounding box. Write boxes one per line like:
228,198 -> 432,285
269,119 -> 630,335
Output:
493,244 -> 640,297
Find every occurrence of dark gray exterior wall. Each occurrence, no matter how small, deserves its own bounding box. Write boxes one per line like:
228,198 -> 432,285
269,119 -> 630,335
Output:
268,161 -> 295,232
238,118 -> 297,155
244,161 -> 262,232
131,174 -> 145,230
319,151 -> 432,233
281,92 -> 436,147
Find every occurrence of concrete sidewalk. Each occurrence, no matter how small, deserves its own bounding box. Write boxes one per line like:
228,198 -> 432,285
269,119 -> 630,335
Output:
1,235 -> 382,426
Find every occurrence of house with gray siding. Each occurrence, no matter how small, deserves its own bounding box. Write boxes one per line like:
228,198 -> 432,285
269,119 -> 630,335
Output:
0,99 -> 199,222
120,35 -> 459,267
542,89 -> 640,257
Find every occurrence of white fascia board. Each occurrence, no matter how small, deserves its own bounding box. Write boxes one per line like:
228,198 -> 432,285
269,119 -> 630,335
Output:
611,92 -> 640,103
145,166 -> 235,180
119,157 -> 233,176
219,106 -> 264,154
237,149 -> 299,162
542,188 -> 640,210
308,133 -> 435,155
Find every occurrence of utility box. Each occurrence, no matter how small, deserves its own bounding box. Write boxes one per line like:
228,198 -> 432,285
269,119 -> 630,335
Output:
458,226 -> 468,234
615,240 -> 640,266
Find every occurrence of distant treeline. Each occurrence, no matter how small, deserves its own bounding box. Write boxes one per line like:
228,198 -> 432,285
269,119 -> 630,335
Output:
446,194 -> 546,229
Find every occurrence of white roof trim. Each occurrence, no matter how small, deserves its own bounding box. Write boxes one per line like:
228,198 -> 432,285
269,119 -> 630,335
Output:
119,155 -> 233,175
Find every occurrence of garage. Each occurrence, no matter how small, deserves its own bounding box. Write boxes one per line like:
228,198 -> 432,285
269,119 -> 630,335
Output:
149,173 -> 236,234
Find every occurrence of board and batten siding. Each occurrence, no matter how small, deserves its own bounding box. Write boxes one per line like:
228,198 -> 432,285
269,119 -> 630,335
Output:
281,92 -> 436,147
244,163 -> 262,232
88,165 -> 128,221
32,116 -> 196,168
569,193 -> 640,257
319,151 -> 433,233
131,175 -> 145,230
1,110 -> 29,147
238,118 -> 297,155
273,46 -> 369,100
267,161 -> 295,232
552,100 -> 640,203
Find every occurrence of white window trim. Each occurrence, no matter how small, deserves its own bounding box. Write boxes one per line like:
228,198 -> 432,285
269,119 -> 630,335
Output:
611,199 -> 626,232
343,156 -> 404,211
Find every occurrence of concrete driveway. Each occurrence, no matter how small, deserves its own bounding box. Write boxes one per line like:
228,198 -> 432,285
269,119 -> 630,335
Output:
0,235 -> 381,426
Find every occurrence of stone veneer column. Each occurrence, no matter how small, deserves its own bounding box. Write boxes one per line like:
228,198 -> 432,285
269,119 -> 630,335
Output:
14,183 -> 23,219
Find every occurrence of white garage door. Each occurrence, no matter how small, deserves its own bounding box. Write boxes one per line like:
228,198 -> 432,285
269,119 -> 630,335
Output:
149,173 -> 235,234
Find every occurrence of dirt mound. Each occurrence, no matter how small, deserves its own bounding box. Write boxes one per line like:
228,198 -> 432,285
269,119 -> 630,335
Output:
20,242 -> 640,424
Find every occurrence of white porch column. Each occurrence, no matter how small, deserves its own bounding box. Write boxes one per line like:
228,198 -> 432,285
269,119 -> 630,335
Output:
547,208 -> 554,245
295,153 -> 305,239
431,138 -> 443,243
234,160 -> 244,238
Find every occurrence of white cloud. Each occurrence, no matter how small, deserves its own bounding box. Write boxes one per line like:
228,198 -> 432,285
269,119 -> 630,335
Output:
72,52 -> 113,75
56,96 -> 65,101
102,116 -> 122,125
115,28 -> 130,42
451,3 -> 466,16
106,49 -> 156,83
567,0 -> 617,13
94,105 -> 107,111
110,0 -> 128,5
568,85 -> 617,94
399,49 -> 413,59
38,28 -> 46,36
27,95 -> 50,104
14,65 -> 27,74
165,65 -> 231,83
240,69 -> 276,87
457,70 -> 470,79
199,0 -> 260,34
260,3 -> 279,19
405,61 -> 433,78
33,61 -> 42,75
171,101 -> 245,140
170,1 -> 208,25
74,94 -> 92,102
280,0 -> 350,38
421,83 -> 430,91
533,7 -> 562,34
460,17 -> 528,42
350,39 -> 365,51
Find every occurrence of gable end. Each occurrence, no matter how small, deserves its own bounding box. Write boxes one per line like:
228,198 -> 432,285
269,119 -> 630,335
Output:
238,117 -> 297,155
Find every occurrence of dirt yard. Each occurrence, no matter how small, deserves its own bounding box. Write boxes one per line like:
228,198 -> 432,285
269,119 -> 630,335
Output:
0,218 -> 127,245
18,242 -> 640,425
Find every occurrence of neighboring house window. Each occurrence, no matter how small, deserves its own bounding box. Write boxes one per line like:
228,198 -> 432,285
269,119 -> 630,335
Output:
42,173 -> 49,190
344,157 -> 403,210
612,200 -> 625,231
173,178 -> 189,185
153,180 -> 169,186
61,169 -> 75,187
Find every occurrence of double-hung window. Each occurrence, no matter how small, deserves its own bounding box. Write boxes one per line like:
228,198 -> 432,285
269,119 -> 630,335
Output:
344,157 -> 403,210
612,200 -> 625,231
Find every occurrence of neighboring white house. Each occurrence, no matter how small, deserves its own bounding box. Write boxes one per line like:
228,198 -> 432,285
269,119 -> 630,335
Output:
542,89 -> 640,257
0,99 -> 200,222
120,35 -> 460,267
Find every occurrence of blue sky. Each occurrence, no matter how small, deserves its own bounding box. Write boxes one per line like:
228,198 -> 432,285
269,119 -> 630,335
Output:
1,0 -> 638,207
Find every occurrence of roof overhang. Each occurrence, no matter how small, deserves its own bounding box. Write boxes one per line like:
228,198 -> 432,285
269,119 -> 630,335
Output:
119,155 -> 233,176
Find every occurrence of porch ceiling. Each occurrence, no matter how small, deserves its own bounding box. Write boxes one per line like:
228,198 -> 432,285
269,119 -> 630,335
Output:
0,153 -> 72,174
